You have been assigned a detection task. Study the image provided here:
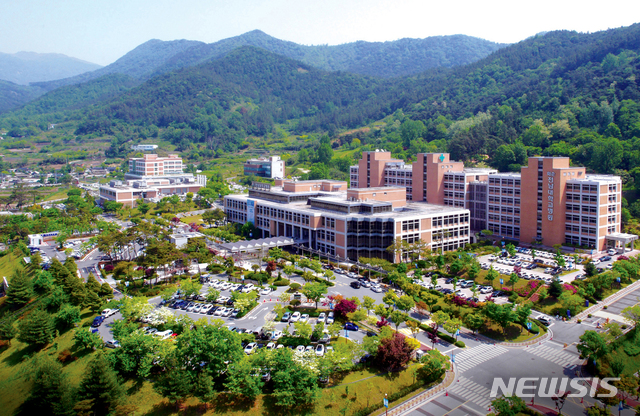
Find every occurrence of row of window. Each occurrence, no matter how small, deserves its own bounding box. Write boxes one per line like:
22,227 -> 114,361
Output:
488,178 -> 521,187
256,205 -> 311,225
564,235 -> 596,248
487,224 -> 521,239
317,230 -> 336,242
488,214 -> 521,225
565,214 -> 598,224
565,225 -> 597,235
432,214 -> 470,227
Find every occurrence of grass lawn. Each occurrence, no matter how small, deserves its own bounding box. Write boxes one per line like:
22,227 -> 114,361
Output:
600,329 -> 640,377
479,322 -> 542,343
0,252 -> 23,280
181,214 -> 203,224
42,187 -> 70,201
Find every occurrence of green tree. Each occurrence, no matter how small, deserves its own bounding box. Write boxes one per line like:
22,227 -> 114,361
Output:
490,395 -> 528,415
487,266 -> 499,288
388,310 -> 408,331
301,282 -> 327,309
431,311 -> 449,332
85,274 -> 101,293
73,328 -> 103,351
0,318 -> 17,344
55,303 -> 81,330
271,349 -> 320,407
77,351 -> 123,416
396,295 -> 416,313
361,296 -> 376,315
559,291 -> 584,316
577,330 -> 608,365
465,313 -> 485,334
549,278 -> 564,298
23,356 -> 75,415
508,272 -> 519,292
443,318 -> 463,340
205,287 -> 221,303
6,270 -> 32,308
225,356 -> 264,401
18,308 -> 55,347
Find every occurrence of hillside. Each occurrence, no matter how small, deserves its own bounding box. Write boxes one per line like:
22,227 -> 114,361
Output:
0,80 -> 45,114
0,51 -> 101,85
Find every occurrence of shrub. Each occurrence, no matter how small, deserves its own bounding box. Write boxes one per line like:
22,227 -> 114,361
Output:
57,349 -> 76,364
603,305 -> 608,309
290,299 -> 301,307
273,278 -> 290,286
588,314 -> 592,318
289,283 -> 301,291
454,341 -> 466,348
528,323 -> 540,334
431,305 -> 442,313
624,343 -> 640,356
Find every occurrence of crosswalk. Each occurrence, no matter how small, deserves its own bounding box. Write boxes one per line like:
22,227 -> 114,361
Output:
453,344 -> 509,373
523,344 -> 581,367
447,375 -> 493,410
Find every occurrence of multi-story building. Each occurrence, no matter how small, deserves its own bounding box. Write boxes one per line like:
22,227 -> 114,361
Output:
99,154 -> 206,207
127,154 -> 183,179
224,180 -> 470,263
131,144 -> 159,152
351,152 -> 625,252
243,156 -> 285,179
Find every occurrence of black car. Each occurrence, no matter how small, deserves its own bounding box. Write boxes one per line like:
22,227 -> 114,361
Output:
601,256 -> 612,262
226,299 -> 235,306
207,306 -> 219,315
445,277 -> 455,284
350,281 -> 361,289
365,331 -> 377,337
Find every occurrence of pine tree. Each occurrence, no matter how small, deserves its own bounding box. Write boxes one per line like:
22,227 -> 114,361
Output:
86,273 -> 101,293
24,356 -> 75,415
6,270 -> 33,308
99,282 -> 114,299
85,290 -> 103,313
50,258 -> 73,289
64,256 -> 78,276
18,308 -> 55,347
33,270 -> 54,295
0,318 -> 16,344
77,352 -> 123,416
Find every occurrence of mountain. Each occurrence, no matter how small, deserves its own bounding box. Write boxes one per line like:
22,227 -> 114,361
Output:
31,39 -> 204,91
0,80 -> 45,113
0,51 -> 101,85
150,30 -> 506,79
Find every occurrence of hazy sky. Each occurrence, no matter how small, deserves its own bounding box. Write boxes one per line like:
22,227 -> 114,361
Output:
2,0 -> 639,66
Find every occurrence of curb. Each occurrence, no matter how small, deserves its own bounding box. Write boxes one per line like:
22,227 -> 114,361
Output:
383,367 -> 457,416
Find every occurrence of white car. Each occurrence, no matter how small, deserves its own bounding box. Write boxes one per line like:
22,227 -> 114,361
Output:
289,311 -> 301,322
154,330 -> 174,340
242,283 -> 255,293
244,342 -> 258,354
260,288 -> 272,296
317,312 -> 326,323
266,342 -> 277,350
371,285 -> 383,293
101,308 -> 117,317
271,330 -> 283,340
295,345 -> 305,355
315,344 -> 325,357
326,312 -> 335,325
300,314 -> 310,323
214,307 -> 227,316
480,286 -> 493,294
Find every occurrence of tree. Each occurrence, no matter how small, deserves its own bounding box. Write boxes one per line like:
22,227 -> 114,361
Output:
487,266 -> 499,288
77,352 -> 123,416
73,328 -> 103,351
205,287 -> 221,303
32,270 -> 54,295
374,303 -> 391,318
421,294 -> 439,313
294,320 -> 313,339
465,313 -> 485,334
383,291 -> 399,309
585,261 -> 598,277
508,272 -> 519,292
490,395 -> 528,415
362,296 -> 376,315
542,264 -> 560,289
23,356 -> 74,415
99,282 -> 114,299
271,349 -> 320,407
577,331 -> 608,364
301,282 -> 327,309
394,295 -> 415,313
405,320 -> 420,338
225,356 -> 265,401
376,333 -> 413,371
327,322 -> 342,339
468,263 -> 480,280
85,274 -> 101,293
334,299 -> 358,318
6,270 -> 32,308
118,296 -> 153,321
431,311 -> 449,332
443,318 -> 463,340
55,303 -> 81,330
388,310 -> 408,331
18,308 -> 55,347
559,291 -> 583,316
153,363 -> 193,407
554,250 -> 566,268
483,303 -> 516,335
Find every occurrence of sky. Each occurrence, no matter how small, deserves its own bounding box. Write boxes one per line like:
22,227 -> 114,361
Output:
2,0 -> 639,66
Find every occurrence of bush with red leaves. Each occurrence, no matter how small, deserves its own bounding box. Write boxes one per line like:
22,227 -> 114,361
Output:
375,332 -> 413,371
376,317 -> 389,328
334,299 -> 358,318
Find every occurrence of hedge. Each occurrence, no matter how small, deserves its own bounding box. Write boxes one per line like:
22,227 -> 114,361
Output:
273,278 -> 290,286
418,324 -> 463,346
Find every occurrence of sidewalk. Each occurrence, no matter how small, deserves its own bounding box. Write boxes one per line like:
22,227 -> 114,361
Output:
571,279 -> 640,323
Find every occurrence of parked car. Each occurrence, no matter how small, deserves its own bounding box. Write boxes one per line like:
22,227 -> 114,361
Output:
371,285 -> 383,293
326,311 -> 335,324
104,339 -> 121,349
154,330 -> 174,340
317,312 -> 326,323
289,311 -> 301,322
281,312 -> 292,322
300,314 -> 310,323
101,308 -> 118,317
91,316 -> 105,327
344,322 -> 359,331
350,281 -> 361,289
244,342 -> 258,354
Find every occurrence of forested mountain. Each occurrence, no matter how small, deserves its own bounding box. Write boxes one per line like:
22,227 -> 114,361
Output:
3,23 -> 640,184
0,31 -> 504,115
151,30 -> 505,79
0,80 -> 45,114
0,51 -> 101,85
31,39 -> 203,91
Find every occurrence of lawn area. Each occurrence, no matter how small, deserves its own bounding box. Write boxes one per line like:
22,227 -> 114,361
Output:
600,329 -> 640,377
42,187 -> 70,202
181,214 -> 203,225
479,321 -> 544,343
0,252 -> 23,280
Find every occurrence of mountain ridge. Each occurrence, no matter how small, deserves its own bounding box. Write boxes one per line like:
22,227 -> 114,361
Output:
0,51 -> 102,85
